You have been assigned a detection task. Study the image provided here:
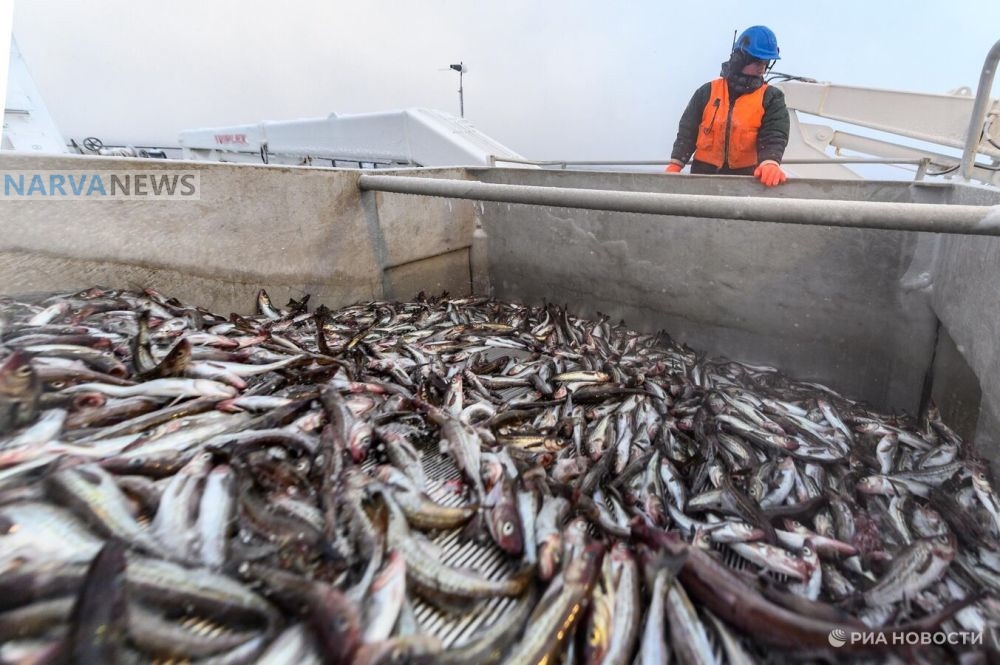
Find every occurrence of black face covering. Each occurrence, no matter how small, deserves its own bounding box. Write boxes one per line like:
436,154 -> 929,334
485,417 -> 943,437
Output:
720,49 -> 765,95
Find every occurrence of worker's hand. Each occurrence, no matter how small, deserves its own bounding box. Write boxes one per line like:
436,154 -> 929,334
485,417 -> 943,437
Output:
754,160 -> 787,187
664,162 -> 683,174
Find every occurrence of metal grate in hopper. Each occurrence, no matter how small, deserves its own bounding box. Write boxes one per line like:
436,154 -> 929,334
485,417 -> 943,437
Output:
385,441 -> 520,649
366,438 -> 782,657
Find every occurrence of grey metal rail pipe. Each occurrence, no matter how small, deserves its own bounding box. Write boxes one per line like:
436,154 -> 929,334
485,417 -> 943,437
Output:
491,156 -> 927,167
960,38 -> 1000,181
358,174 -> 1000,236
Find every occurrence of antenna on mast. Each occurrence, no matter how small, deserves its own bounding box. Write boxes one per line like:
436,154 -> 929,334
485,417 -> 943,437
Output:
449,62 -> 466,118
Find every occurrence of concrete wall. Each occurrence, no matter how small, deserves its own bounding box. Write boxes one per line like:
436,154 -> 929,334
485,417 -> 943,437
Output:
367,175 -> 476,301
926,185 -> 1000,466
471,169 -> 945,415
929,325 -> 982,443
0,154 -> 474,314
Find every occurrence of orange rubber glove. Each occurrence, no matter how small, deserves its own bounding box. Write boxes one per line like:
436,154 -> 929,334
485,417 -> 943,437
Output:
664,162 -> 683,173
754,160 -> 787,187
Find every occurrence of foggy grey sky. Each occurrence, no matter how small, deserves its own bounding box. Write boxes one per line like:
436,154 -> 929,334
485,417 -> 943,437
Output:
9,0 -> 1000,160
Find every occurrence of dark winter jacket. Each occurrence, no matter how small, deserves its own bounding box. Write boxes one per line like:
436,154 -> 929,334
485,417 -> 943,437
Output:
670,79 -> 790,175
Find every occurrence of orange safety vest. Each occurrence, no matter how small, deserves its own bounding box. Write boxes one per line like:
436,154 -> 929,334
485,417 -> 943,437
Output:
693,78 -> 768,170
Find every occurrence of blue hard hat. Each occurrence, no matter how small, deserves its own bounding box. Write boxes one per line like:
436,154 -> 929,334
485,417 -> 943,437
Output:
736,25 -> 780,60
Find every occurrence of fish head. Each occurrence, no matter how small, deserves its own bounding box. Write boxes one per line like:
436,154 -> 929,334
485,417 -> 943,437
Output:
309,586 -> 362,662
486,501 -> 524,555
783,519 -> 805,533
540,436 -> 565,452
563,516 -> 590,549
180,451 -> 215,476
643,493 -> 666,528
706,392 -> 727,415
72,392 -> 107,409
856,475 -> 892,495
256,289 -> 276,315
0,351 -> 38,399
972,471 -> 992,493
156,339 -> 192,378
799,543 -> 820,568
348,421 -> 374,463
691,528 -> 712,550
776,435 -> 801,451
930,532 -> 957,562
345,395 -> 377,418
444,374 -> 463,412
566,541 -> 606,586
914,505 -> 946,535
814,512 -> 834,535
207,464 -> 234,487
482,459 -> 505,488
609,540 -> 635,564
538,533 -> 563,581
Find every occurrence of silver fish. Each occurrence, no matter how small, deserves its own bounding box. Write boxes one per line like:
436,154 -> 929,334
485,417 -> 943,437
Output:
666,580 -> 717,665
64,378 -> 237,399
862,534 -> 956,607
196,464 -> 236,569
46,464 -> 166,557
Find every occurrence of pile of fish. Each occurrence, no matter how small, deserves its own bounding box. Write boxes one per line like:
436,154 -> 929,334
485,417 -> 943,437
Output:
0,285 -> 998,664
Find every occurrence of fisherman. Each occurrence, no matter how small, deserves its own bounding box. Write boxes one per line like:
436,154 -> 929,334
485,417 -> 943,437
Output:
664,25 -> 790,187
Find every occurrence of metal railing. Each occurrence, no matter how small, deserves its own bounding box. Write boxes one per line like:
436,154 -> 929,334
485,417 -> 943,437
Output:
961,38 -> 1000,181
488,155 -> 936,180
358,174 -> 1000,237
